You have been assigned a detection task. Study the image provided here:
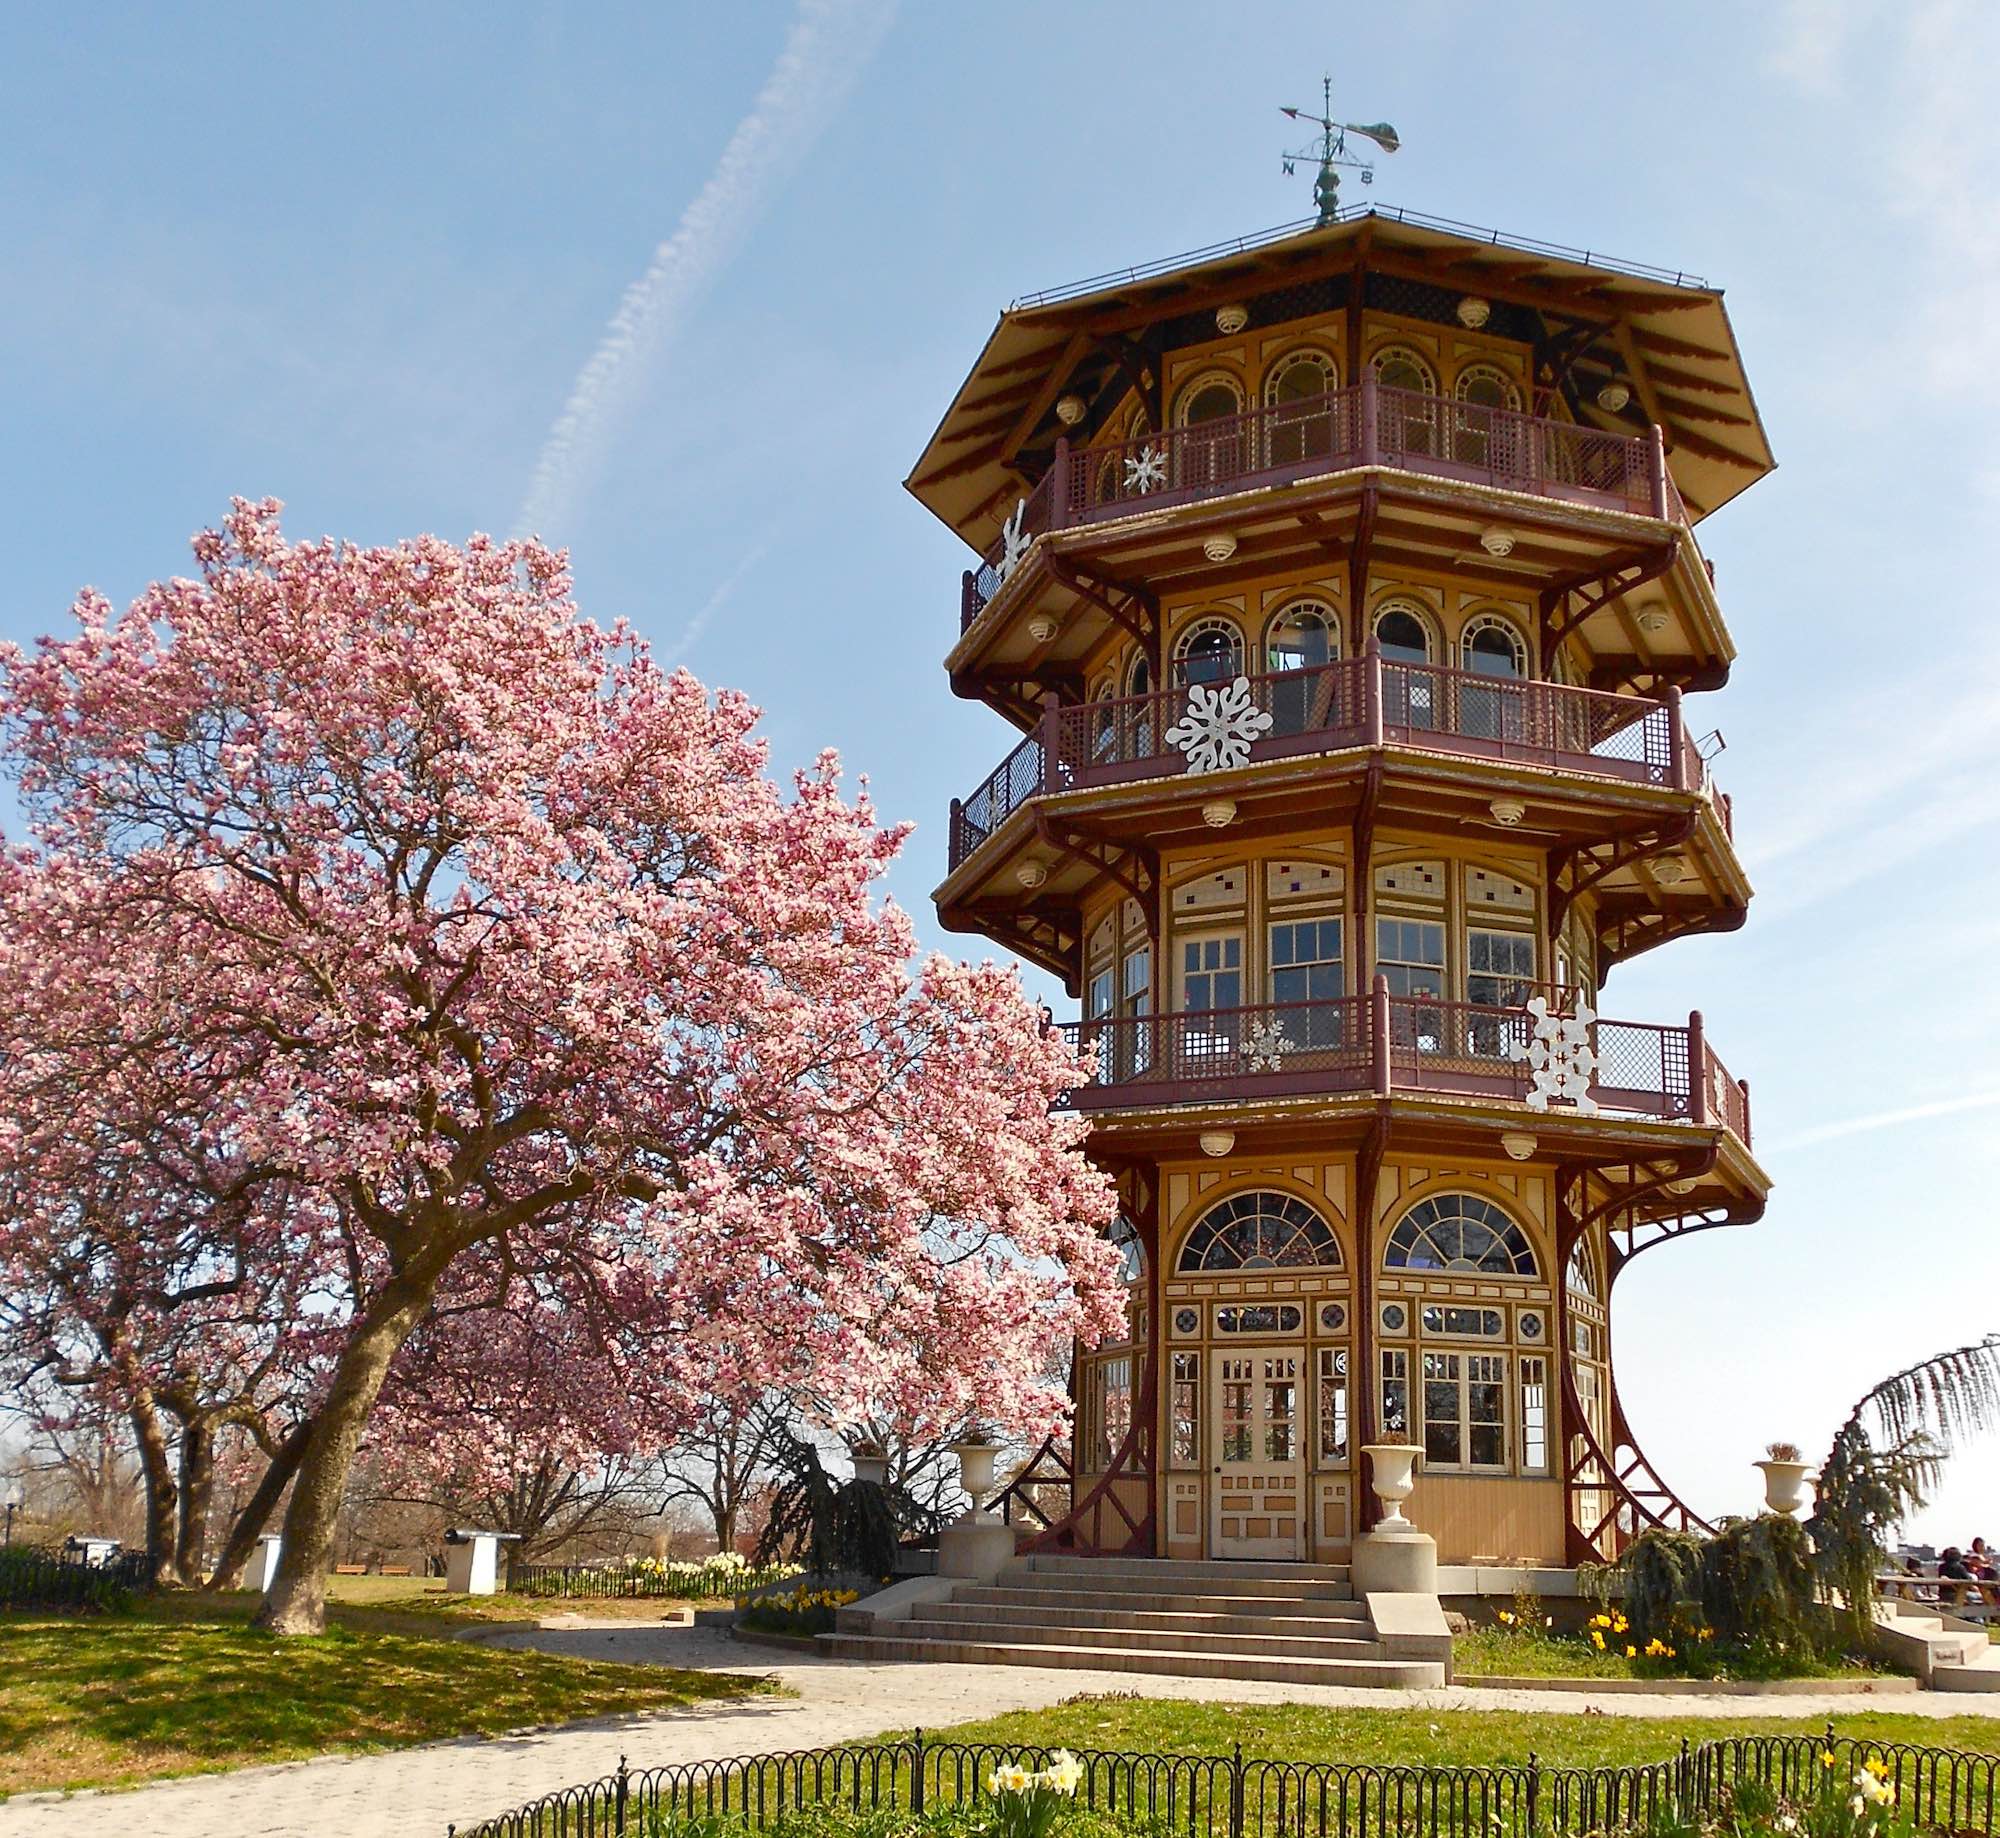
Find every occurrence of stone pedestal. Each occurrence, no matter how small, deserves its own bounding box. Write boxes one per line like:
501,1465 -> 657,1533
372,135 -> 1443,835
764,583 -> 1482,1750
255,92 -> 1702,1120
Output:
937,1517 -> 1016,1581
252,1534 -> 283,1592
443,1528 -> 516,1595
1351,1524 -> 1439,1596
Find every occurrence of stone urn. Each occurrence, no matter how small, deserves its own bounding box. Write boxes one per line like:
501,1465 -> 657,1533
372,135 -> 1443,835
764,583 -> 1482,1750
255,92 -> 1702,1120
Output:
1755,1457 -> 1816,1517
950,1439 -> 1001,1513
1363,1443 -> 1425,1528
849,1446 -> 889,1487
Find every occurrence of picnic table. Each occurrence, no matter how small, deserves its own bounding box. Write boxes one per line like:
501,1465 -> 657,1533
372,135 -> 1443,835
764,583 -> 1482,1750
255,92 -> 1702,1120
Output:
1876,1570 -> 1999,1620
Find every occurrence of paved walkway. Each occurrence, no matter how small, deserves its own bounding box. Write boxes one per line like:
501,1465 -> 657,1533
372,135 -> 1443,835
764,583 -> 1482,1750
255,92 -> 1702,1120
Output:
4,1624 -> 1995,1838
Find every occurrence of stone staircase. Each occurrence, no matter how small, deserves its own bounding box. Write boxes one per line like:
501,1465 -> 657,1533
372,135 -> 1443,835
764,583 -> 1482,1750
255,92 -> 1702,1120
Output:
1875,1601 -> 2000,1692
822,1554 -> 1449,1687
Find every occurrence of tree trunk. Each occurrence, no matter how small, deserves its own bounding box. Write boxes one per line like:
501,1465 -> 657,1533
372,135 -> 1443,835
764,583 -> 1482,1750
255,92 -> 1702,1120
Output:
714,1500 -> 737,1554
127,1393 -> 185,1588
254,1263 -> 443,1635
206,1418 -> 309,1591
174,1417 -> 215,1583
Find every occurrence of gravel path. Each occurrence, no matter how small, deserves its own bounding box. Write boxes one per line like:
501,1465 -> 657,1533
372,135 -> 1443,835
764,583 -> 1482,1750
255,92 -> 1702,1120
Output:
3,1623 -> 1993,1838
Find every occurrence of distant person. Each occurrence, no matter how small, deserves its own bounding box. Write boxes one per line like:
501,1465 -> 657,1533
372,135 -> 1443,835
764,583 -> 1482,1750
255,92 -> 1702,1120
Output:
1939,1546 -> 1976,1610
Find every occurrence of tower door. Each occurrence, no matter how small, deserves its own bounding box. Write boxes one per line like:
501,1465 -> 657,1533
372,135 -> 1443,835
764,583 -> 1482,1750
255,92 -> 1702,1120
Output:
1209,1350 -> 1304,1558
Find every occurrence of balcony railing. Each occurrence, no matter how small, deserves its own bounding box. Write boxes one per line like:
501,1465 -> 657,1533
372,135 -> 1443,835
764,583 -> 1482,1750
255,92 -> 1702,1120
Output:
947,652 -> 1720,872
1058,981 -> 1750,1146
960,378 -> 1676,630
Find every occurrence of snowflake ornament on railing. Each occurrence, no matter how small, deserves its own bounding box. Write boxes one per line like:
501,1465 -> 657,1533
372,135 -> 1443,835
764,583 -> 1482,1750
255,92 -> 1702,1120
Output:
1123,446 -> 1168,495
1164,675 -> 1274,774
995,499 -> 1031,583
1507,995 -> 1599,1114
1242,1017 -> 1295,1073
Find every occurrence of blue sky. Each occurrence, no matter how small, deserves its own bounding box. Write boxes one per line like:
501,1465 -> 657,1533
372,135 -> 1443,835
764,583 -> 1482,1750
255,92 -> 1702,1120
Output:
4,0 -> 1995,1543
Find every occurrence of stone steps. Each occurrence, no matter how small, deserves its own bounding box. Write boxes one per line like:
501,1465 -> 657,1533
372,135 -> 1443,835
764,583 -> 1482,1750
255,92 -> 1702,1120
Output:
822,1554 -> 1446,1690
898,1613 -> 1386,1661
927,1598 -> 1370,1636
818,1629 -> 1443,1688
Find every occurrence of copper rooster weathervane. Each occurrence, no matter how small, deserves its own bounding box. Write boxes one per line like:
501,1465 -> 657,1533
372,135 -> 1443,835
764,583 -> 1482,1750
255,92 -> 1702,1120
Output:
1282,77 -> 1400,225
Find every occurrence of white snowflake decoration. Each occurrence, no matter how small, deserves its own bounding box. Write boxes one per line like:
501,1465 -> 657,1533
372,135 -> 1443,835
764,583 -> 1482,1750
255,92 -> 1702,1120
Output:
1123,446 -> 1168,495
1164,675 -> 1274,774
995,498 -> 1031,582
1506,996 -> 1599,1115
1242,1017 -> 1295,1073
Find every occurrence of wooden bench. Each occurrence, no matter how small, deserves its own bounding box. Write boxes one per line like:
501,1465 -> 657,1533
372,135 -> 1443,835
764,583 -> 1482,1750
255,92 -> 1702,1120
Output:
378,1564 -> 413,1577
333,1563 -> 368,1575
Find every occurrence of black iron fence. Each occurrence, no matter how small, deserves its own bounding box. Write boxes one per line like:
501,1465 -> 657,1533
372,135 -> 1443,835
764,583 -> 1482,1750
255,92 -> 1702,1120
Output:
0,1544 -> 152,1613
451,1728 -> 2000,1838
508,1561 -> 797,1603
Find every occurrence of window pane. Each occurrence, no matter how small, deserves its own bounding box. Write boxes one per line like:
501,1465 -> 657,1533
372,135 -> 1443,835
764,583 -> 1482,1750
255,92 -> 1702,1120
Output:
1520,1356 -> 1548,1474
1318,1347 -> 1349,1463
1172,1353 -> 1200,1465
1381,1350 -> 1408,1436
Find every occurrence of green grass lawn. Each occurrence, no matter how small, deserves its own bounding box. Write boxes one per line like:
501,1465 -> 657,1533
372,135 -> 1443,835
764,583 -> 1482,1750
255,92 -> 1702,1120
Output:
915,1699 -> 2000,1772
0,1591 -> 773,1798
1451,1626 -> 1886,1684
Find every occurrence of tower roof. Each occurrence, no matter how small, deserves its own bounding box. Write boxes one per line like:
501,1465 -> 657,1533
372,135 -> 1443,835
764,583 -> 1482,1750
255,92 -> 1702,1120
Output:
906,206 -> 1774,550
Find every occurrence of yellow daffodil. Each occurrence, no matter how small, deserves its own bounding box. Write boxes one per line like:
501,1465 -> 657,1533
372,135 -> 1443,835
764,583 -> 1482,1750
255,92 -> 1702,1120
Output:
1624,1644 -> 1637,1658
1820,1751 -> 1839,1770
1589,1629 -> 1606,1650
1864,1757 -> 1890,1781
1044,1751 -> 1084,1796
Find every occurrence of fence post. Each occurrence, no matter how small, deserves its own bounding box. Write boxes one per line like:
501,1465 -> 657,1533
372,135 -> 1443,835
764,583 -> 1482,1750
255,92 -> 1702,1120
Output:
1038,701 -> 1061,793
615,1754 -> 630,1838
1688,1011 -> 1708,1127
961,569 -> 978,631
911,1730 -> 926,1816
1229,1742 -> 1246,1838
1359,371 -> 1379,466
1372,973 -> 1392,1099
1649,424 -> 1670,520
1665,685 -> 1689,791
1364,633 -> 1385,748
1051,437 -> 1070,529
1527,1752 -> 1542,1838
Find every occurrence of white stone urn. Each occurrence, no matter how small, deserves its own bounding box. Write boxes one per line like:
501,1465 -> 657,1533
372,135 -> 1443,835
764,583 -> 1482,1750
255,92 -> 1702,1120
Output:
1755,1458 -> 1816,1517
849,1447 -> 889,1487
1363,1443 -> 1425,1528
951,1439 -> 1001,1515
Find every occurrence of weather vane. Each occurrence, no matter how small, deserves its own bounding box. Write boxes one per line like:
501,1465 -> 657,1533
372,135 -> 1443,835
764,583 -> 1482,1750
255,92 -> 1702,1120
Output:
1282,77 -> 1400,226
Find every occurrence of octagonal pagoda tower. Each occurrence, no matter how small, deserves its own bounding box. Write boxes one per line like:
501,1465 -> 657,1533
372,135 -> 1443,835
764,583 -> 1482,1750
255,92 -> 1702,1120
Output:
913,207 -> 1771,1567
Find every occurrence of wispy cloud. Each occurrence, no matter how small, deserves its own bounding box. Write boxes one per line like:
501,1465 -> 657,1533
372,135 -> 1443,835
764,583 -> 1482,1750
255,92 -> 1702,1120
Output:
659,539 -> 771,668
515,0 -> 897,539
1768,1089 -> 2000,1152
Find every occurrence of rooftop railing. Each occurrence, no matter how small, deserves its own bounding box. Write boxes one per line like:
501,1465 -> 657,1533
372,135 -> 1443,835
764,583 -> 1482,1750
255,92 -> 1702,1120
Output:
1057,979 -> 1750,1147
961,377 -> 1676,631
947,650 -> 1722,873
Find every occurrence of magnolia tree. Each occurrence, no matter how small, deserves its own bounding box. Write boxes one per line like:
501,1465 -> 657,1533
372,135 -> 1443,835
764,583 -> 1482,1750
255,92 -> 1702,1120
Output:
0,501 -> 1120,1634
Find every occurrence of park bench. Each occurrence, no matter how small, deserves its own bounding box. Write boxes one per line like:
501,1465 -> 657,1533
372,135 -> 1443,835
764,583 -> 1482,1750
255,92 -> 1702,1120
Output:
333,1563 -> 368,1575
378,1564 -> 413,1576
1876,1570 -> 1999,1622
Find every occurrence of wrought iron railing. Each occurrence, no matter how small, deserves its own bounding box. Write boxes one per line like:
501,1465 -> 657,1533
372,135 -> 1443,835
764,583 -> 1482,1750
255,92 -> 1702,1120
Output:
960,377 -> 1677,630
1058,980 -> 1746,1145
451,1729 -> 2000,1838
946,652 -> 1710,873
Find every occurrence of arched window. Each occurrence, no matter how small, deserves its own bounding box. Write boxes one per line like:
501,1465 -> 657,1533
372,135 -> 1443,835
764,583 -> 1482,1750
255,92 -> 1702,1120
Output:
1265,599 -> 1339,737
1126,652 -> 1155,756
1090,678 -> 1119,765
1374,600 -> 1437,731
1371,346 -> 1439,456
1265,349 -> 1339,467
1567,1236 -> 1598,1299
1459,613 -> 1528,742
1462,613 -> 1526,678
1385,1193 -> 1538,1277
1176,374 -> 1247,491
1111,1213 -> 1146,1287
1178,1189 -> 1342,1273
1452,364 -> 1522,468
1175,615 -> 1245,687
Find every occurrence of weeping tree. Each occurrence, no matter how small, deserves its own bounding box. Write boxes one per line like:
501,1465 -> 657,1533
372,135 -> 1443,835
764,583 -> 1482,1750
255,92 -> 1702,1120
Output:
753,1427 -> 943,1582
1808,1333 -> 2000,1641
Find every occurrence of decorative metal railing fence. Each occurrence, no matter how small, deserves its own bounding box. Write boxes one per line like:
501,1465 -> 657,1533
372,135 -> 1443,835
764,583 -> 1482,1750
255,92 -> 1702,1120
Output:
960,377 -> 1677,630
508,1562 -> 797,1602
1057,979 -> 1745,1145
946,654 -> 1706,873
0,1544 -> 152,1612
450,1729 -> 2000,1838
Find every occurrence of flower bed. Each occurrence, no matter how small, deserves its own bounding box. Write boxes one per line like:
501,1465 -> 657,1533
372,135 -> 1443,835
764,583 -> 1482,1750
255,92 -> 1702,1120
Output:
735,1581 -> 863,1638
512,1551 -> 799,1602
1460,1597 -> 1879,1683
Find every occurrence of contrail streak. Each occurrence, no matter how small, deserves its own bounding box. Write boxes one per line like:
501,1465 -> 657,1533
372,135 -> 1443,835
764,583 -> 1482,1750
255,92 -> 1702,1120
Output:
660,540 -> 771,668
1770,1089 -> 2000,1152
516,0 -> 897,538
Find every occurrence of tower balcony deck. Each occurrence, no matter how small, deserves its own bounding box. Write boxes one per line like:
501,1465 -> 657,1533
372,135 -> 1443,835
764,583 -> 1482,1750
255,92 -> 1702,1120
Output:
948,654 -> 1726,875
959,378 -> 1683,635
1058,984 -> 1752,1150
